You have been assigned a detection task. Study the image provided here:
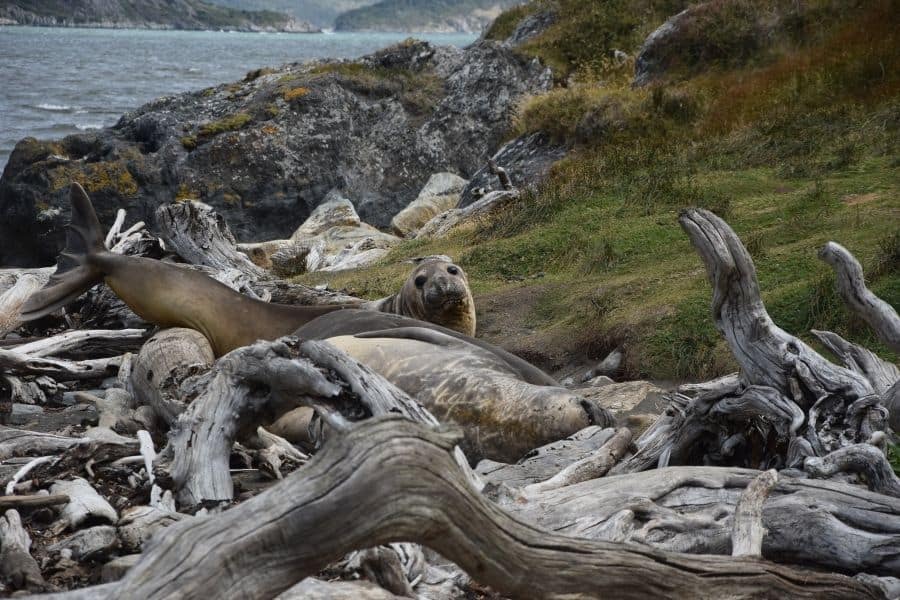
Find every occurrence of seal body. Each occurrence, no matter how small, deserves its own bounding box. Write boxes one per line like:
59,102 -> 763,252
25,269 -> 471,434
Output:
366,259 -> 476,336
324,330 -> 605,462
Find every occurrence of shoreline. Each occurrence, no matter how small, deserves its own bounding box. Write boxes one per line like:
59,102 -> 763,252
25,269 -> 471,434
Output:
0,21 -> 321,34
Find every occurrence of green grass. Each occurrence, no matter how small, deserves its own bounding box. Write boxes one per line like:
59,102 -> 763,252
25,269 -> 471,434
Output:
198,113 -> 253,138
890,444 -> 900,476
310,62 -> 444,116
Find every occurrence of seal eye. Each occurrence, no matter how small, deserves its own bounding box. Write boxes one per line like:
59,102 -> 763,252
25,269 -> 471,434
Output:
447,266 -> 459,275
414,275 -> 427,288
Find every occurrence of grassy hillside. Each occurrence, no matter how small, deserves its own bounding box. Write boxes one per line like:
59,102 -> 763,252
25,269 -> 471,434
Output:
297,0 -> 900,381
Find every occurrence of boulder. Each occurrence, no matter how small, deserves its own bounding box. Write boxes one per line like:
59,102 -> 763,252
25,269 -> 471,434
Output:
458,132 -> 565,208
293,192 -> 361,238
0,39 -> 551,267
504,10 -> 557,47
416,189 -> 517,239
390,172 -> 468,237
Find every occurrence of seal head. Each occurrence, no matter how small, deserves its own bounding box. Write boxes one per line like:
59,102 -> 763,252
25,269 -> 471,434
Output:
390,257 -> 476,336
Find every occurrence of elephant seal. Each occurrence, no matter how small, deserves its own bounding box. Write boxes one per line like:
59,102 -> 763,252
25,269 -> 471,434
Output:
22,184 -> 614,462
367,256 -> 477,336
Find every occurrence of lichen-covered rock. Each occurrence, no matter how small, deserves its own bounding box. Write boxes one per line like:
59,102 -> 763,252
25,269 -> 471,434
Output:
458,132 -> 565,208
390,172 -> 468,237
0,38 -> 551,266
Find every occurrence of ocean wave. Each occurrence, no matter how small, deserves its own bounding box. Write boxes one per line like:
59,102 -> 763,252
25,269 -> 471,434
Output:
36,103 -> 74,112
75,123 -> 103,131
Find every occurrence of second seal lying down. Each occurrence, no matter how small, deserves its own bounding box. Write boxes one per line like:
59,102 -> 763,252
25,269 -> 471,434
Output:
22,184 -> 614,462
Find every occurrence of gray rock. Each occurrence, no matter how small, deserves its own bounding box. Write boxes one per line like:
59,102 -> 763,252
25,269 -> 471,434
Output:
1,39 -> 551,266
458,132 -> 566,208
634,0 -> 810,87
504,10 -> 557,47
580,349 -> 624,382
49,525 -> 119,561
390,172 -> 468,237
101,553 -> 142,583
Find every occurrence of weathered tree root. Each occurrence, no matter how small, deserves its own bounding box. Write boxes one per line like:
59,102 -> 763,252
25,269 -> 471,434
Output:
34,418 -> 884,600
617,209 -> 893,473
805,444 -> 900,498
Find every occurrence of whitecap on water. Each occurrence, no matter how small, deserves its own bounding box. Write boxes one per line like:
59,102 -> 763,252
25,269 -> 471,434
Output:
36,103 -> 74,112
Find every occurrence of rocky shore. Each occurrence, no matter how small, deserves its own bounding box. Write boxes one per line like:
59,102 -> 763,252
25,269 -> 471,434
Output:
0,34 -> 553,266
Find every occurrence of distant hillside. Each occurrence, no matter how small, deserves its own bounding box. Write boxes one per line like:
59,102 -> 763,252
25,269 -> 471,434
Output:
0,0 -> 319,31
205,0 -> 381,28
334,0 -> 519,33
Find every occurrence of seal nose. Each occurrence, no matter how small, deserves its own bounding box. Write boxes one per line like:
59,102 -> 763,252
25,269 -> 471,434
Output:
425,275 -> 463,306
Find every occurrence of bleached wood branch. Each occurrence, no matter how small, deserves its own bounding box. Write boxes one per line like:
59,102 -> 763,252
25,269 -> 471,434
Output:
819,241 -> 900,353
732,469 -> 778,557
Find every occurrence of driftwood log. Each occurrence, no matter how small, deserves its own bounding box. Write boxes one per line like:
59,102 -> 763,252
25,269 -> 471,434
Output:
33,418 -> 885,600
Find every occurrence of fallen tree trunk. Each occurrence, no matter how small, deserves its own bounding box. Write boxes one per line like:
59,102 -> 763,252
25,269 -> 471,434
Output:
130,328 -> 214,427
0,349 -> 122,381
496,463 -> 900,576
36,418 -> 884,600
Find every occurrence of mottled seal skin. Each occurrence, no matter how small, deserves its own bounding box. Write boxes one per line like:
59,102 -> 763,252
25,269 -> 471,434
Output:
366,258 -> 477,336
325,330 -> 611,462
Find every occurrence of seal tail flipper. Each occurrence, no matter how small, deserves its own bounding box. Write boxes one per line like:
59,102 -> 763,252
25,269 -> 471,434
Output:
19,183 -> 106,320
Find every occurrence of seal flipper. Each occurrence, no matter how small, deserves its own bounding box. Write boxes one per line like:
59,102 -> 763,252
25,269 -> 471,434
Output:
19,183 -> 106,320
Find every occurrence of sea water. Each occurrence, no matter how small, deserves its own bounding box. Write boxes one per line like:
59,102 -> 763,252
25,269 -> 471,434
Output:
0,26 -> 476,170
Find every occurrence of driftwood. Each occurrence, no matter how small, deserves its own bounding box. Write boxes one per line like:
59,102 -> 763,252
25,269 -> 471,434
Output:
804,444 -> 900,497
156,202 -> 267,282
130,328 -> 214,426
731,469 -> 778,557
819,241 -> 900,353
0,349 -> 122,381
10,328 -> 146,359
35,418 -> 882,600
0,427 -> 88,460
166,337 -> 434,505
0,494 -> 69,509
0,274 -> 45,337
615,209 -> 893,474
522,427 -> 632,494
0,509 -> 48,591
49,478 -> 118,534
